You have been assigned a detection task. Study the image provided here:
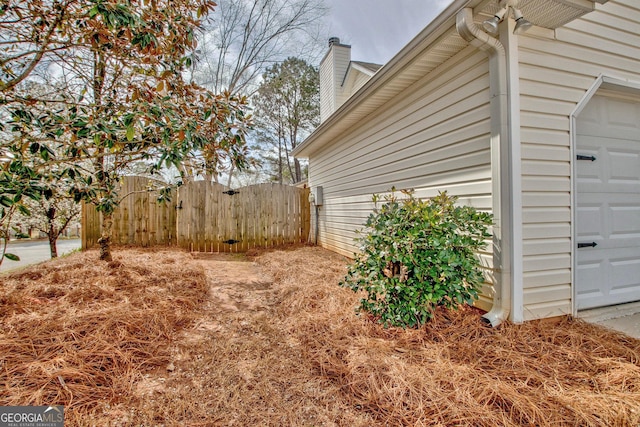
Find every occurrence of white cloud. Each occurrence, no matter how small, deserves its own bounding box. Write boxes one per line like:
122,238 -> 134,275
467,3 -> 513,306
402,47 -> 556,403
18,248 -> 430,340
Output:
323,0 -> 450,64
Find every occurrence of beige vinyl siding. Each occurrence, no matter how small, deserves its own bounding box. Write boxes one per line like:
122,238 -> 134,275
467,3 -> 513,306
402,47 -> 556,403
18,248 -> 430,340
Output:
312,49 -> 489,186
308,47 -> 494,310
518,0 -> 640,320
320,45 -> 351,122
319,56 -> 333,122
331,46 -> 351,110
342,70 -> 374,100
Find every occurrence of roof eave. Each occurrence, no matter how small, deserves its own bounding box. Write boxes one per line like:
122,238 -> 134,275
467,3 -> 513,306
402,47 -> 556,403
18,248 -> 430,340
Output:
294,0 -> 607,159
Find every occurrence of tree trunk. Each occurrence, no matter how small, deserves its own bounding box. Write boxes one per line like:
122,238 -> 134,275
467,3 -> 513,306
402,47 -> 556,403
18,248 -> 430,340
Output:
98,213 -> 113,261
284,139 -> 294,184
294,158 -> 302,184
277,132 -> 283,184
49,233 -> 58,258
227,162 -> 235,187
0,205 -> 17,268
46,207 -> 58,258
93,49 -> 113,262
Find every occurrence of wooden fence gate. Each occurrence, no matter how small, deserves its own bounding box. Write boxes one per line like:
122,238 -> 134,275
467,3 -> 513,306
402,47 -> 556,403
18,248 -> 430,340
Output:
176,181 -> 310,252
83,177 -> 310,253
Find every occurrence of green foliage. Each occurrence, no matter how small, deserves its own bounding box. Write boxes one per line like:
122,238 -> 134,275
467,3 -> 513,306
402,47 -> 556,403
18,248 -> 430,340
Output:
4,253 -> 20,261
1,0 -> 249,261
340,189 -> 493,329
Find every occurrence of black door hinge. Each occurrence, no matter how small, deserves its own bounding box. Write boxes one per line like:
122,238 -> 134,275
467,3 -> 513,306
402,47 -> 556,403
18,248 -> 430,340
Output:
577,155 -> 596,161
578,242 -> 598,248
223,239 -> 241,245
223,190 -> 239,196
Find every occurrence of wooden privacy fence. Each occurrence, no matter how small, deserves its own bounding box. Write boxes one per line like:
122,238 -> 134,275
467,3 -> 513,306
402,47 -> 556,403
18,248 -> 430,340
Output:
83,176 -> 311,253
82,176 -> 178,249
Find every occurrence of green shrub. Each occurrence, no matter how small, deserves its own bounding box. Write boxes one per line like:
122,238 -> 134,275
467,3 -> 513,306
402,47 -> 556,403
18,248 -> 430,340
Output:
340,189 -> 493,328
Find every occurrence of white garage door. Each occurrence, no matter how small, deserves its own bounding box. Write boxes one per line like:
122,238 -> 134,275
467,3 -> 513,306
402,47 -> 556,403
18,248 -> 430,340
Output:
576,93 -> 640,310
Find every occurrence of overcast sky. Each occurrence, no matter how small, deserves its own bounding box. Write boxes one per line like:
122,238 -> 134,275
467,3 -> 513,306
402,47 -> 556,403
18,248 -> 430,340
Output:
322,0 -> 452,65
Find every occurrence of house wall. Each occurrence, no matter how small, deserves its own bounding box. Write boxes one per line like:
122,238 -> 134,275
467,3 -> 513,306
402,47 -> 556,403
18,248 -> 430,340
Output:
309,46 -> 495,308
518,0 -> 640,320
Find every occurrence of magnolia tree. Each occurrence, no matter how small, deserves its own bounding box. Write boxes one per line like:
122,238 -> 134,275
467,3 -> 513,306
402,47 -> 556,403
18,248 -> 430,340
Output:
1,1 -> 73,94
2,0 -> 252,262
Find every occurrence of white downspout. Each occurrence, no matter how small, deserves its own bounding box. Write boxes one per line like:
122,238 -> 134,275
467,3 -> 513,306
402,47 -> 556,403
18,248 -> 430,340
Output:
456,8 -> 512,327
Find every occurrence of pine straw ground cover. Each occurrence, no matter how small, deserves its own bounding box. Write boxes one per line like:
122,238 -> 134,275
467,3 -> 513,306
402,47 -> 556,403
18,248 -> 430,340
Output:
0,246 -> 639,426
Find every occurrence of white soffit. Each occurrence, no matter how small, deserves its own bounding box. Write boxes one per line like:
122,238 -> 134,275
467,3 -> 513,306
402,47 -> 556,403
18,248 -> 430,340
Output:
482,0 -> 601,29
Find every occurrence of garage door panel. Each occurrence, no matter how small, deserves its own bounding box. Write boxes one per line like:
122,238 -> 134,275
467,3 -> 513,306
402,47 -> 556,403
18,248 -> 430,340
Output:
576,94 -> 640,310
576,254 -> 640,310
576,204 -> 603,239
576,259 -> 606,309
574,138 -> 601,182
609,151 -> 640,183
607,102 -> 638,131
611,256 -> 640,295
610,205 -> 640,240
578,97 -> 640,139
577,136 -> 640,193
577,195 -> 640,246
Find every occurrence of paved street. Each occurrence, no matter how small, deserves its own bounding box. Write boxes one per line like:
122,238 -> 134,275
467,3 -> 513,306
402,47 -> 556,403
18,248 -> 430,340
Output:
0,238 -> 82,273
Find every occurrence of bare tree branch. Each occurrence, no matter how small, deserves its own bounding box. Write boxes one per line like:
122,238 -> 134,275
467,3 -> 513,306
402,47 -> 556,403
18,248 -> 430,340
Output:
194,0 -> 327,96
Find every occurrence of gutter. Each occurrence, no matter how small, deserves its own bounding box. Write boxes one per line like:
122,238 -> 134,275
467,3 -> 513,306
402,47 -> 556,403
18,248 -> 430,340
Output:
456,8 -> 512,327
